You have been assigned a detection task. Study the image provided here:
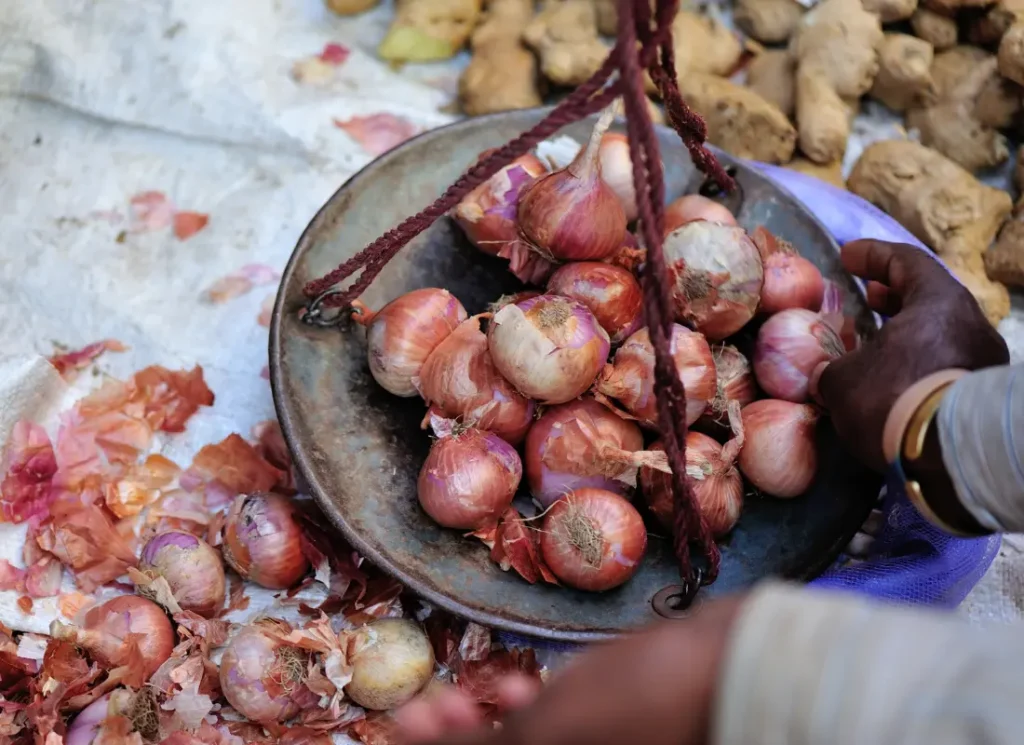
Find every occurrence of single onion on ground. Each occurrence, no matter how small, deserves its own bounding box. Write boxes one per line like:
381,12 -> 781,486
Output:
663,221 -> 763,340
219,621 -> 309,723
488,294 -> 610,404
598,132 -> 638,222
546,261 -> 644,344
752,227 -> 825,315
223,492 -> 310,590
739,399 -> 819,498
133,529 -> 226,617
517,109 -> 627,262
524,398 -> 670,508
50,596 -> 174,680
539,488 -> 647,592
352,288 -> 467,397
594,325 -> 716,429
418,423 -> 521,530
640,408 -> 745,538
753,308 -> 844,402
663,194 -> 738,235
345,618 -> 434,711
698,345 -> 756,436
414,315 -> 535,445
452,153 -> 554,285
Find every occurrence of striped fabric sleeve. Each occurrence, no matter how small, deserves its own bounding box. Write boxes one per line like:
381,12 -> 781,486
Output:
937,364 -> 1024,533
712,583 -> 1024,745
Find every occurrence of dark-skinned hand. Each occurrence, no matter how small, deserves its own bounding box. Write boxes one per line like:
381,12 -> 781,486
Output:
395,596 -> 746,745
813,240 -> 1008,473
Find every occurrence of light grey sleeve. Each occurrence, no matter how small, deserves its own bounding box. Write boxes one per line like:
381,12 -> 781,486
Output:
937,364 -> 1024,533
712,583 -> 1024,745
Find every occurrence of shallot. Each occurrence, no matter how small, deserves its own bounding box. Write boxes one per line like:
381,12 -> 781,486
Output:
517,109 -> 627,262
598,132 -> 638,222
488,294 -> 610,404
345,618 -> 434,711
418,424 -> 521,530
219,622 -> 308,723
594,325 -> 716,429
352,288 -> 467,397
738,399 -> 819,498
452,154 -> 554,284
135,530 -> 226,617
663,194 -> 738,235
753,309 -> 844,402
539,488 -> 647,592
663,221 -> 763,340
546,262 -> 644,344
223,492 -> 310,589
524,398 -> 669,507
50,596 -> 174,680
415,315 -> 535,445
752,227 -> 825,315
640,426 -> 744,538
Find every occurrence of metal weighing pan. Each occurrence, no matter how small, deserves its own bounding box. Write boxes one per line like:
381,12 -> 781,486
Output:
269,109 -> 880,643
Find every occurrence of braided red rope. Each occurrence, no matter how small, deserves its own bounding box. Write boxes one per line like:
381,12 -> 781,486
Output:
302,0 -> 732,587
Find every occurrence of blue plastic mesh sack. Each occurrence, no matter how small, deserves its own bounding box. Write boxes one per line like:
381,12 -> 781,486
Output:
495,167 -> 1000,652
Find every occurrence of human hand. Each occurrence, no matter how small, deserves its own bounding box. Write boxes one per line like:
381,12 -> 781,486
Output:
814,239 -> 1008,473
396,596 -> 747,745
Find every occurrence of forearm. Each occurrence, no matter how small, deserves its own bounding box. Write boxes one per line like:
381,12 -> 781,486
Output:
712,583 -> 1024,745
937,364 -> 1024,533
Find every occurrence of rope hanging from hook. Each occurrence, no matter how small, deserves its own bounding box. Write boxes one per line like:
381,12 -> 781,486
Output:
302,0 -> 733,592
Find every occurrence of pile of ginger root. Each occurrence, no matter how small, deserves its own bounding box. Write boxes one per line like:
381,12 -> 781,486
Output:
323,0 -> 1024,327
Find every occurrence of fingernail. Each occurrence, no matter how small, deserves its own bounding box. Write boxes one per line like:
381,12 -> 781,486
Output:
809,361 -> 830,405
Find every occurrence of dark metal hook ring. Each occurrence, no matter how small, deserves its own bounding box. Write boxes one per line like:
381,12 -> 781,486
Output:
651,566 -> 705,619
301,290 -> 348,328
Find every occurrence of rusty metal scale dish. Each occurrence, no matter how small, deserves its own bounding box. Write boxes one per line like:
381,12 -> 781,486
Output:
269,109 -> 881,643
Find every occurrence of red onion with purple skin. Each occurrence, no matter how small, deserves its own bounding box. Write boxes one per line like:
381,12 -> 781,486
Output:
546,262 -> 644,344
598,132 -> 638,222
739,400 -> 819,498
223,492 -> 310,590
752,227 -> 825,315
137,530 -> 226,617
663,195 -> 738,235
698,345 -> 757,436
524,398 -> 669,508
488,294 -> 610,405
663,221 -> 764,340
753,309 -> 844,402
219,622 -> 308,723
418,425 -> 522,530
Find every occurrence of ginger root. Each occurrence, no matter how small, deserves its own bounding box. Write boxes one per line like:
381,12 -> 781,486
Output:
999,22 -> 1024,85
735,0 -> 805,44
747,50 -> 795,120
870,33 -> 935,112
593,0 -> 618,36
967,1 -> 1024,47
862,0 -> 918,22
459,0 -> 542,116
786,157 -> 846,189
524,0 -> 609,87
671,11 -> 743,79
906,46 -> 1018,173
326,0 -> 380,14
985,200 -> 1024,289
677,73 -> 797,164
848,140 -> 1011,325
378,0 -> 482,62
791,0 -> 884,165
910,8 -> 959,51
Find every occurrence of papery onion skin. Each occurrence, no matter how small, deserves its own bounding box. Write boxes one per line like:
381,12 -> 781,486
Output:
415,316 -> 535,445
525,398 -> 652,507
51,596 -> 174,680
345,618 -> 435,711
219,624 -> 305,723
355,288 -> 468,397
699,345 -> 757,435
546,262 -> 644,344
488,294 -> 610,405
223,492 -> 310,590
664,222 -> 764,340
739,400 -> 819,498
639,435 -> 743,538
754,309 -> 844,402
539,488 -> 647,592
453,154 -> 548,254
663,195 -> 738,235
418,428 -> 521,530
594,325 -> 717,429
517,112 -> 627,262
65,693 -> 113,745
139,530 -> 226,617
598,132 -> 638,222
